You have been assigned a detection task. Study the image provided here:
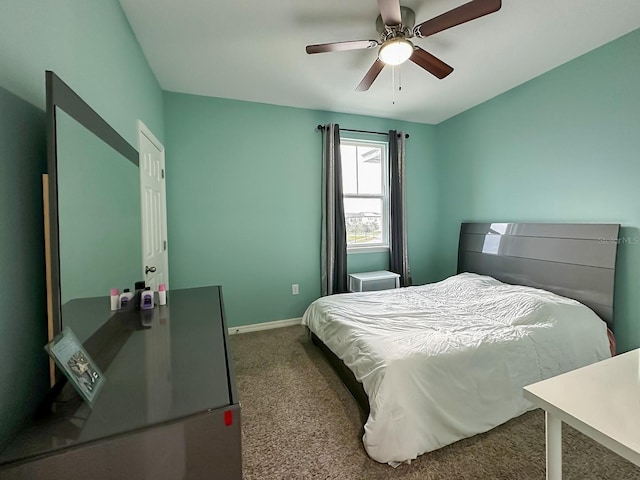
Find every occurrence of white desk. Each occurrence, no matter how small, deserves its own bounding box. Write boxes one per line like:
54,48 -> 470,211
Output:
523,349 -> 640,480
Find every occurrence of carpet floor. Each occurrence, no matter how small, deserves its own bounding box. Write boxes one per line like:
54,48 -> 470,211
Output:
229,326 -> 639,480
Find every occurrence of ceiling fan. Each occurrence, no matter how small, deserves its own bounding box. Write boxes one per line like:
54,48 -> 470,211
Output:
305,0 -> 501,91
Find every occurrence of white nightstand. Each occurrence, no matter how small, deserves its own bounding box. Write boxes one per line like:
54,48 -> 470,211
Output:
348,270 -> 400,293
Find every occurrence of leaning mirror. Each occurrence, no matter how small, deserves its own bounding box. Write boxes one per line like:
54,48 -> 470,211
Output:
47,71 -> 142,345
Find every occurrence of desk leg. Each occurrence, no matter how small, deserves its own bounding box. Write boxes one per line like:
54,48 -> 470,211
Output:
546,411 -> 562,480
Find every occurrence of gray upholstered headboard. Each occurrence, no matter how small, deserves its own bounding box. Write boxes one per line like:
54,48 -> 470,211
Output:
457,223 -> 620,329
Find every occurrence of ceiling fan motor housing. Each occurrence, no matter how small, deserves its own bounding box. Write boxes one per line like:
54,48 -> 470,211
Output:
376,6 -> 415,40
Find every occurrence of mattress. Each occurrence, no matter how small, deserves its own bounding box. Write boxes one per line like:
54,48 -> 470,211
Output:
302,273 -> 611,464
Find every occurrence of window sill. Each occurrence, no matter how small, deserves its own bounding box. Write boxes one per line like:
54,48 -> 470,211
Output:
347,246 -> 389,255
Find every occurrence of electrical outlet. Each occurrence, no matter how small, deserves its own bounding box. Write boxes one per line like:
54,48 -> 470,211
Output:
292,284 -> 299,295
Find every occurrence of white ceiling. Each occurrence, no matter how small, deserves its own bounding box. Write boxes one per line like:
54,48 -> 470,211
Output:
119,0 -> 640,125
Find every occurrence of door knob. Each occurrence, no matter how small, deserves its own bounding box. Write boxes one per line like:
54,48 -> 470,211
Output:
145,266 -> 157,274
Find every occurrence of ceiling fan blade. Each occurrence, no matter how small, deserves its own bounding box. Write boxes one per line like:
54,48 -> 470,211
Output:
306,40 -> 379,54
410,47 -> 454,79
356,59 -> 385,92
377,0 -> 402,26
414,0 -> 501,38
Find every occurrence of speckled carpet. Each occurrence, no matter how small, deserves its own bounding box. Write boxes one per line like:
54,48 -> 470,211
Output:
229,326 -> 639,480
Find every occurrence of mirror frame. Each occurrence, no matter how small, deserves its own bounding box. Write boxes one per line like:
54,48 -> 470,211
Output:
46,71 -> 139,342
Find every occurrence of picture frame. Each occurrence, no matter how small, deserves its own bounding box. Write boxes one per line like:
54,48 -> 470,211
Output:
44,326 -> 105,407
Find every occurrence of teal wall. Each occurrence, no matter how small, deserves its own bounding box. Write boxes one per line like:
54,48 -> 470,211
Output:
0,0 -> 163,144
163,92 -> 438,328
0,0 -> 163,449
0,86 -> 49,453
435,28 -> 640,352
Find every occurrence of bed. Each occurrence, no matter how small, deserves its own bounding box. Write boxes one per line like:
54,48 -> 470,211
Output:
302,222 -> 620,465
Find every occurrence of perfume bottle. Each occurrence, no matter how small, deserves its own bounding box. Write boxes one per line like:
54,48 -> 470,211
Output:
119,289 -> 134,308
141,287 -> 154,310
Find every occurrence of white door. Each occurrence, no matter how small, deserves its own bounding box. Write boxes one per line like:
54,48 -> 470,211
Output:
138,121 -> 169,291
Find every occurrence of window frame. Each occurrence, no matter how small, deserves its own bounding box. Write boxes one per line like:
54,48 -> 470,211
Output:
340,137 -> 390,254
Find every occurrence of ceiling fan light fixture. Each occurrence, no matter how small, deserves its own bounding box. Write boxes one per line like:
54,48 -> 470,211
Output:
378,38 -> 414,65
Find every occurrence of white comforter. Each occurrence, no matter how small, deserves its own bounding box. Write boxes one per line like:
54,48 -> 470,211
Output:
302,273 -> 611,464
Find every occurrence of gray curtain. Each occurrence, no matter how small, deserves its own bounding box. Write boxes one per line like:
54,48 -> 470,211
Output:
321,124 -> 348,296
389,130 -> 411,286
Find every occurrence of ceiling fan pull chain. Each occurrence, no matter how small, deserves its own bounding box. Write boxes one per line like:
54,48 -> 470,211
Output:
392,65 -> 396,104
398,64 -> 402,92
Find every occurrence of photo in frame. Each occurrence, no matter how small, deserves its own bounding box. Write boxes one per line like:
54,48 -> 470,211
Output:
44,326 -> 105,407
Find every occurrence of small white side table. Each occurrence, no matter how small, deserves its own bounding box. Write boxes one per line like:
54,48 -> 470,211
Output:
523,349 -> 640,480
348,270 -> 400,293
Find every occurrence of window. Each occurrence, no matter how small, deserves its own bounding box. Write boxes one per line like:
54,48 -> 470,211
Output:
340,139 -> 389,252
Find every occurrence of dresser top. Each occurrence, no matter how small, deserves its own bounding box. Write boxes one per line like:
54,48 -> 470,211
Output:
0,286 -> 235,466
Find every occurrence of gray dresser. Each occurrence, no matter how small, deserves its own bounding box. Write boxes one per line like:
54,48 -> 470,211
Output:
0,286 -> 241,479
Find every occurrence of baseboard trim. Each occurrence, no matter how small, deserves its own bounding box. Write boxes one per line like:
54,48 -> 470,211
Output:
228,317 -> 302,335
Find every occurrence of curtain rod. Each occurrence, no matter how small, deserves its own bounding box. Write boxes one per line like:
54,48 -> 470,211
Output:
316,124 -> 409,139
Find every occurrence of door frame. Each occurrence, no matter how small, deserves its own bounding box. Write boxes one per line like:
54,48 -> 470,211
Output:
137,119 -> 169,289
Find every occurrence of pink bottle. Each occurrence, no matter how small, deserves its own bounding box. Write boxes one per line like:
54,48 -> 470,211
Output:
158,283 -> 167,306
110,288 -> 120,311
